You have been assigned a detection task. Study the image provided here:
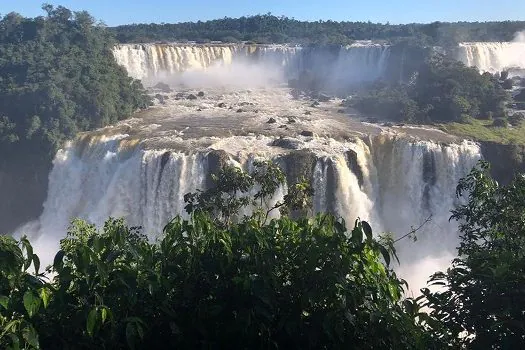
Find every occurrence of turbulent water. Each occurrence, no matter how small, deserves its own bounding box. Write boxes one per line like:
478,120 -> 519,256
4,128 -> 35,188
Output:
18,78 -> 481,293
458,42 -> 525,75
16,42 -> 491,293
112,42 -> 391,86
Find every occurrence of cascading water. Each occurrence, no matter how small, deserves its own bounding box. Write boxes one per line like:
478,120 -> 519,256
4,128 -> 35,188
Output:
458,42 -> 525,74
21,123 -> 481,294
112,42 -> 391,86
16,43 -> 484,295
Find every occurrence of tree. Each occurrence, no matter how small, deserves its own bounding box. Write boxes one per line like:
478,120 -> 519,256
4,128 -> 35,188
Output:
0,5 -> 152,233
2,163 -> 435,349
423,161 -> 525,348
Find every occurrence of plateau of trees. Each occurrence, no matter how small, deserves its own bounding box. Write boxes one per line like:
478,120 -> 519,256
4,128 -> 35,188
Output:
111,14 -> 525,46
0,5 -> 151,161
0,5 -> 151,233
347,52 -> 511,124
2,160 -> 525,349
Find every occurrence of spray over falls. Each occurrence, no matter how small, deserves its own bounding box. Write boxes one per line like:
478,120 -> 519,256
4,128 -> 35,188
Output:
112,42 -> 391,86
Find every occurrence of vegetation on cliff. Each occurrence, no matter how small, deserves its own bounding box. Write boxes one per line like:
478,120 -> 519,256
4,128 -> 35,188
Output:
111,14 -> 525,46
0,5 -> 150,160
347,53 -> 510,124
0,5 -> 151,232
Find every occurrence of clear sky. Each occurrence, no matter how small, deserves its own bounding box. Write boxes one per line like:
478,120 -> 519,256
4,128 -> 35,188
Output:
1,0 -> 524,26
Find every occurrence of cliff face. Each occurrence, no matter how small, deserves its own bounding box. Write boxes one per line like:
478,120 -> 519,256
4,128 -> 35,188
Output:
480,141 -> 525,184
0,160 -> 50,233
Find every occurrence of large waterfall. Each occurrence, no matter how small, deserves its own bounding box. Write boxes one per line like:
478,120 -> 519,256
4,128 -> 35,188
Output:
458,42 -> 525,74
23,123 -> 480,293
17,43 -> 486,293
112,42 -> 391,85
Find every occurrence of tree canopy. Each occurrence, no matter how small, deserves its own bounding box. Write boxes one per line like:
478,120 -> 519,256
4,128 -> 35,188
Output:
0,5 -> 151,233
347,52 -> 510,124
111,14 -> 525,46
423,161 -> 525,348
0,5 -> 150,160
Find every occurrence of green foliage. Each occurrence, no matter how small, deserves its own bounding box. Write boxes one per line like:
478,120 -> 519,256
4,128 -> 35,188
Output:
0,235 -> 46,349
439,118 -> 525,145
0,6 -> 151,160
349,53 -> 510,124
0,163 -> 435,349
0,5 -> 152,233
423,161 -> 525,348
110,15 -> 525,45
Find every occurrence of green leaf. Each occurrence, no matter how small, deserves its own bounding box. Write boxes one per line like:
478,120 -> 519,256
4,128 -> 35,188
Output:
23,290 -> 41,318
0,295 -> 9,310
126,322 -> 137,350
32,254 -> 40,275
87,308 -> 98,337
351,226 -> 363,244
362,221 -> 373,241
39,287 -> 51,309
101,307 -> 108,323
379,245 -> 391,267
8,333 -> 20,350
21,325 -> 39,349
53,250 -> 65,271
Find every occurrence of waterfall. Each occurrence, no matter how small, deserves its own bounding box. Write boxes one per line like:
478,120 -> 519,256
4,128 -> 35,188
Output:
112,42 -> 391,86
19,132 -> 481,293
458,42 -> 525,75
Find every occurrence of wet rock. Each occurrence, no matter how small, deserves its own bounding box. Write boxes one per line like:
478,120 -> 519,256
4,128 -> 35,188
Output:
236,109 -> 244,113
152,82 -> 171,92
382,122 -> 394,127
217,102 -> 226,108
175,92 -> 184,100
267,117 -> 277,124
337,109 -> 345,113
317,93 -> 331,102
206,150 -> 230,187
345,150 -> 364,188
310,101 -> 320,107
187,94 -> 197,100
271,137 -> 303,149
197,91 -> 205,97
196,108 -> 202,112
287,116 -> 297,124
304,111 -> 312,115
367,117 -> 379,123
300,130 -> 314,137
278,124 -> 288,129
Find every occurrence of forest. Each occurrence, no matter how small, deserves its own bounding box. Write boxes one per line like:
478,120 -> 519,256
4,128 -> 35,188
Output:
346,52 -> 512,124
111,14 -> 525,46
0,5 -> 151,233
1,160 -> 525,349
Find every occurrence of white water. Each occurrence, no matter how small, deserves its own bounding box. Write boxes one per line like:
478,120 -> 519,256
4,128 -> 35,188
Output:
458,42 -> 525,75
20,127 -> 480,294
112,42 -> 391,86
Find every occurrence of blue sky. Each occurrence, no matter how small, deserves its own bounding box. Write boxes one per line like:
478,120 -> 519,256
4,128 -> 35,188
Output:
1,0 -> 524,26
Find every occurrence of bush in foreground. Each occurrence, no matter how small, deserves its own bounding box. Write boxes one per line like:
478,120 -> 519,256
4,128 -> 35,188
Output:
0,162 -> 434,349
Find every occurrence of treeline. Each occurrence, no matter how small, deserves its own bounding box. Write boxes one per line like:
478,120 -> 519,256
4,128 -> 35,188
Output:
347,52 -> 513,124
0,5 -> 151,233
2,161 -> 525,349
111,14 -> 525,45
